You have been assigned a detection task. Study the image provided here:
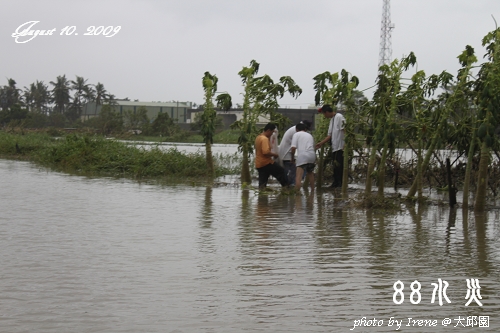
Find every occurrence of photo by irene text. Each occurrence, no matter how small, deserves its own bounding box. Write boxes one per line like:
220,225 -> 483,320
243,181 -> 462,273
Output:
350,316 -> 490,330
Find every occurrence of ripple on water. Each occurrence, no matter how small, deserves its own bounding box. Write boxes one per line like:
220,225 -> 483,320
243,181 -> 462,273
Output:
0,159 -> 499,332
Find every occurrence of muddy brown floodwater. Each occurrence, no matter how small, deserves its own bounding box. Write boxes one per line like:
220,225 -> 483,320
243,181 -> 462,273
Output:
0,157 -> 499,332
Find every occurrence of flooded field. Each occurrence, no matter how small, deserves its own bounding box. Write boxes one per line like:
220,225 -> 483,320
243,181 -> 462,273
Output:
1,157 -> 499,332
123,141 -> 240,155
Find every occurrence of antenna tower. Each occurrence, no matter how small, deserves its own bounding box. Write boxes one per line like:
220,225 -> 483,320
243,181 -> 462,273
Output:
378,0 -> 395,69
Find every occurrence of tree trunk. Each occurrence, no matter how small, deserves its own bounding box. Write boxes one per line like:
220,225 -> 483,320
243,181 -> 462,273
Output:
446,158 -> 457,207
406,136 -> 438,198
462,131 -> 476,208
241,144 -> 252,184
474,141 -> 489,212
417,138 -> 423,201
377,143 -> 389,199
205,142 -> 214,178
365,146 -> 377,198
341,144 -> 349,199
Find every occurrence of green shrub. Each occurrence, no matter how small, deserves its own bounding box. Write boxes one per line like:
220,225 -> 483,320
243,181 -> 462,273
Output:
0,132 -> 240,180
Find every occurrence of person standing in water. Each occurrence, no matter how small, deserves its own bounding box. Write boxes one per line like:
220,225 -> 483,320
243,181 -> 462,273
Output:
278,120 -> 312,185
315,105 -> 345,188
255,123 -> 289,189
290,122 -> 316,192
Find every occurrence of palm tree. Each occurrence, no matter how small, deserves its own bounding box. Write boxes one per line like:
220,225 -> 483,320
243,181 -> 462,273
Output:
70,76 -> 90,118
50,75 -> 71,114
23,80 -> 51,114
34,81 -> 50,114
83,84 -> 96,104
0,78 -> 21,110
93,82 -> 108,116
23,84 -> 35,112
81,84 -> 96,119
104,93 -> 117,107
66,75 -> 89,120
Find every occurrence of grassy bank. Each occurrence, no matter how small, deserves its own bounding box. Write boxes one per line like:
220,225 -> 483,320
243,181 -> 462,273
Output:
0,131 -> 240,180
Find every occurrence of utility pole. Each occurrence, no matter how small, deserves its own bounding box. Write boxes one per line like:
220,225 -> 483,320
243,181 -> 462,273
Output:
378,0 -> 395,69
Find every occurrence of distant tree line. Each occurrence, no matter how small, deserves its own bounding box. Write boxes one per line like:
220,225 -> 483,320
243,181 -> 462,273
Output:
0,75 -> 182,137
0,75 -> 114,127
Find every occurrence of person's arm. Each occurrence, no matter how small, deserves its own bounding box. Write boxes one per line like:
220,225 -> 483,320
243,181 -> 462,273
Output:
290,133 -> 299,162
264,151 -> 279,158
315,135 -> 331,149
315,118 -> 333,149
261,138 -> 279,158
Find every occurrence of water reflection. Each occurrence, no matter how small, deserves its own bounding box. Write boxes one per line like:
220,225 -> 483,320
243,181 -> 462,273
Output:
1,159 -> 500,332
474,212 -> 489,277
201,186 -> 213,228
406,203 -> 432,266
445,207 -> 457,255
365,209 -> 394,273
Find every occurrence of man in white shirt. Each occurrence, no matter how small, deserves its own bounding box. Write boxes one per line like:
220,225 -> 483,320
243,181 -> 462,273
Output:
278,120 -> 312,185
290,122 -> 316,192
315,104 -> 345,188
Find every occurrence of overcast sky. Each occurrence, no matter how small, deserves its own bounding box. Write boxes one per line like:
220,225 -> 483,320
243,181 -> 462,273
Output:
1,0 -> 499,108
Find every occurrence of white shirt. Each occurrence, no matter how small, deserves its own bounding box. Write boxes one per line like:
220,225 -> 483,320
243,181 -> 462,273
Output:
278,126 -> 297,161
327,112 -> 345,152
270,129 -> 279,154
291,131 -> 316,166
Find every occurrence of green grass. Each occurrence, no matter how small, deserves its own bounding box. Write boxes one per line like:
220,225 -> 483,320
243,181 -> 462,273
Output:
213,130 -> 240,144
0,131 -> 56,157
0,131 -> 241,180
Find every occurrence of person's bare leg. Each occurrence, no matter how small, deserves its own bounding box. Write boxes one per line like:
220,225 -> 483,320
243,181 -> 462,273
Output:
307,172 -> 315,192
295,167 -> 304,191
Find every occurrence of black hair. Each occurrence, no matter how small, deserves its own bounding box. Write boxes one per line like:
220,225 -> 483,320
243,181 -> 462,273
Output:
264,123 -> 276,131
296,123 -> 306,132
301,120 -> 312,130
321,105 -> 333,113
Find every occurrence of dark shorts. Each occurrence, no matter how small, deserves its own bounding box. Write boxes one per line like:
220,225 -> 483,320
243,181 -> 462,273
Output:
298,163 -> 315,173
256,163 -> 288,188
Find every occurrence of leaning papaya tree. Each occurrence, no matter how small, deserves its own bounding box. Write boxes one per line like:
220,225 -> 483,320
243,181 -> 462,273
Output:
201,71 -> 232,177
364,53 -> 416,200
405,47 -> 475,201
473,28 -> 500,212
402,69 -> 429,201
400,69 -> 454,201
231,60 -> 302,184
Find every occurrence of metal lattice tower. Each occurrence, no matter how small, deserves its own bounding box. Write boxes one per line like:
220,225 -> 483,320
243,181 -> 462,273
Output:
378,0 -> 395,69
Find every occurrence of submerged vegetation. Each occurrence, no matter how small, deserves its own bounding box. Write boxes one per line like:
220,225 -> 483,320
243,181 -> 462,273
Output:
307,28 -> 500,211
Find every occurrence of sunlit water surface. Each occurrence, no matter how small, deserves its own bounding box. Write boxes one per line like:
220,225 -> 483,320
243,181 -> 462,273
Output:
1,159 -> 499,332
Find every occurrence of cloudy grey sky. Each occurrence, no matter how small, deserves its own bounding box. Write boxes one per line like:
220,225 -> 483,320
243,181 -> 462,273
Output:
1,0 -> 499,108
